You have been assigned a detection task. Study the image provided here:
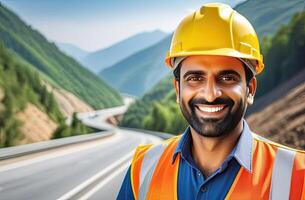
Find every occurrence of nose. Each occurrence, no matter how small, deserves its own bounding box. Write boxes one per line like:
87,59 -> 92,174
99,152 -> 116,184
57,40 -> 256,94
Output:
202,77 -> 222,102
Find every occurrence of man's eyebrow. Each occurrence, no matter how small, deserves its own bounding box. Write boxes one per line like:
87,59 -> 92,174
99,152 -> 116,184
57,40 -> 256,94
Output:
217,70 -> 241,78
182,70 -> 206,79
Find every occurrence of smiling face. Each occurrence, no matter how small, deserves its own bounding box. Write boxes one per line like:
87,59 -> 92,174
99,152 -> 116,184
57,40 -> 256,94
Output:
174,55 -> 256,137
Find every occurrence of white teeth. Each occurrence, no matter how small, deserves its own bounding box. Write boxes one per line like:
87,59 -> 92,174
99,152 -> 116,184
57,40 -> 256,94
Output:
198,106 -> 224,113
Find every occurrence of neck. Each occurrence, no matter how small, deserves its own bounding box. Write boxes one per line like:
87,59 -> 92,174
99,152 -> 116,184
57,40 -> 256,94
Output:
190,120 -> 243,178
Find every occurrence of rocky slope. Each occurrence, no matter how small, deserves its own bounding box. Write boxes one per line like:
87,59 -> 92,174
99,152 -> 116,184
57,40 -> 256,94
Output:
16,103 -> 57,145
14,86 -> 93,145
247,82 -> 305,150
52,88 -> 93,118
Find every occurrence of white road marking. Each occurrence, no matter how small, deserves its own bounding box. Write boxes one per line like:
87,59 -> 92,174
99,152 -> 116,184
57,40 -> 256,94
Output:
0,133 -> 121,173
79,161 -> 131,200
77,134 -> 161,199
57,150 -> 135,200
57,135 -> 150,200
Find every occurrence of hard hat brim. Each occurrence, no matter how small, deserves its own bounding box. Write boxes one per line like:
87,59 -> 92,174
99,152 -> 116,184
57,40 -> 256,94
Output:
165,48 -> 264,74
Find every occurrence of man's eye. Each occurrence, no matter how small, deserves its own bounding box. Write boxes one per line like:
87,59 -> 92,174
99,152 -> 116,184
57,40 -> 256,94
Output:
219,75 -> 239,82
187,76 -> 204,81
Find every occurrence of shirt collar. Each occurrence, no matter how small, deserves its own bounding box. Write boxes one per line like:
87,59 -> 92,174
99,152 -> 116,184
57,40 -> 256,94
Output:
172,120 -> 253,173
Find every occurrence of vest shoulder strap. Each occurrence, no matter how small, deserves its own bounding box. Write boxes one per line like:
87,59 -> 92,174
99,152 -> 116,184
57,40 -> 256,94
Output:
226,136 -> 299,199
131,136 -> 180,200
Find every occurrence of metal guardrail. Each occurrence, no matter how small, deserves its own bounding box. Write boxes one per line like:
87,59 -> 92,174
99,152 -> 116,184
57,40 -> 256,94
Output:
0,122 -> 175,161
0,131 -> 114,160
119,127 -> 175,140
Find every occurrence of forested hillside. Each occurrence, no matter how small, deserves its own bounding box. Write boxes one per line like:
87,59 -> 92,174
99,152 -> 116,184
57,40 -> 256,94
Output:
120,10 -> 305,138
119,75 -> 187,133
255,11 -> 305,98
0,4 -> 122,109
0,44 -> 91,147
235,0 -> 304,37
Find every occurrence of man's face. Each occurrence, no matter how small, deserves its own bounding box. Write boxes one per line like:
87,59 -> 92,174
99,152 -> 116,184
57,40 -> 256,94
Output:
174,55 -> 256,137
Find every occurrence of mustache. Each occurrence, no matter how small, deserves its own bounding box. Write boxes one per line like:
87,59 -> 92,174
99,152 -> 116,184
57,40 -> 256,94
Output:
189,97 -> 234,107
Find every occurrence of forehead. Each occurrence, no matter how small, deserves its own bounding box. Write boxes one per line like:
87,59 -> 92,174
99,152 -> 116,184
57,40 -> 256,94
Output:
180,55 -> 245,75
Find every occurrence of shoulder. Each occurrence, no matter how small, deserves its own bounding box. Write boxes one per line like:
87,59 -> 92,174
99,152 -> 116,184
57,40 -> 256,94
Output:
133,135 -> 182,158
252,132 -> 305,152
252,132 -> 305,162
129,135 -> 182,198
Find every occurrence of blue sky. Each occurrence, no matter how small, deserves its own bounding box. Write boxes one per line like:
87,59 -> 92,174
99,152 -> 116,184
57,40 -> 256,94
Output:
2,0 -> 245,52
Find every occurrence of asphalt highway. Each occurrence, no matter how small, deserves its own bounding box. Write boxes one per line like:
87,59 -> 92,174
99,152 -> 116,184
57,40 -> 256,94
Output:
0,129 -> 161,200
0,103 -> 162,200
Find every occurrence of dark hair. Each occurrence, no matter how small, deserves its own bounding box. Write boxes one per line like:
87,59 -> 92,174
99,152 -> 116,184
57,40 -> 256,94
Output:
173,63 -> 254,85
173,64 -> 181,81
243,63 -> 255,85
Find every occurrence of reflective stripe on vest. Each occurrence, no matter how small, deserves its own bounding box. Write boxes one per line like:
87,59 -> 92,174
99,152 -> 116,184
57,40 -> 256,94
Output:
134,137 -> 300,199
138,143 -> 166,200
254,133 -> 296,199
270,148 -> 296,200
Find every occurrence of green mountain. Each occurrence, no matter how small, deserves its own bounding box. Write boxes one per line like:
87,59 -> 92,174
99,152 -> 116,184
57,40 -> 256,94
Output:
0,4 -> 123,109
0,43 -> 93,147
119,74 -> 187,133
99,0 -> 304,97
235,0 -> 305,38
83,30 -> 167,73
0,42 -> 60,147
120,9 -> 305,134
100,35 -> 172,96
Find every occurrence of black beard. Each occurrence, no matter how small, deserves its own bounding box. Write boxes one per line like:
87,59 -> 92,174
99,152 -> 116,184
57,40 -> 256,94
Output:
180,97 -> 246,137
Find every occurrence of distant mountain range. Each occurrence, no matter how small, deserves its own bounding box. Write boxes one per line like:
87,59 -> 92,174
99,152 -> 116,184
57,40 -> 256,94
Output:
99,35 -> 172,96
56,42 -> 89,63
80,30 -> 167,73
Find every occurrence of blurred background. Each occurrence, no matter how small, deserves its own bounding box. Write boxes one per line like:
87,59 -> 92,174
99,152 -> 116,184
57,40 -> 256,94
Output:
0,0 -> 304,199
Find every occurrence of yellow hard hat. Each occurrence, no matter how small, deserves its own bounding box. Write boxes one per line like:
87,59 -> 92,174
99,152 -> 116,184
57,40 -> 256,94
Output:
165,3 -> 264,74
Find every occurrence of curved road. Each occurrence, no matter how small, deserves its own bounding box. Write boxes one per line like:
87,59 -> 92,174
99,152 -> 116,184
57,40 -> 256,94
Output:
0,103 -> 162,200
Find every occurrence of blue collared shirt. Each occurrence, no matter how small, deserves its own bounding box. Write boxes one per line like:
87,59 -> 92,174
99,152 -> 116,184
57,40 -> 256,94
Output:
117,120 -> 253,200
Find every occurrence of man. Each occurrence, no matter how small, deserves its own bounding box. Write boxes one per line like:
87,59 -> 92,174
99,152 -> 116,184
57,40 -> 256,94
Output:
117,3 -> 305,200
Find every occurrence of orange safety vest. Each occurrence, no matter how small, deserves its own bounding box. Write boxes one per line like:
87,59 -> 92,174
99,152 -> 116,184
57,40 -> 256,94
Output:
130,134 -> 305,200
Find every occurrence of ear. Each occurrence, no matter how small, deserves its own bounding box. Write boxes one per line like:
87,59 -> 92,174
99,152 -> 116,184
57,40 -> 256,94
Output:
247,77 -> 257,106
173,79 -> 180,103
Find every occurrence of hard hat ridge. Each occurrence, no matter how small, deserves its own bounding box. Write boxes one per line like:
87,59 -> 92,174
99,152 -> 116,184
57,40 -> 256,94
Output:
165,3 -> 264,75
